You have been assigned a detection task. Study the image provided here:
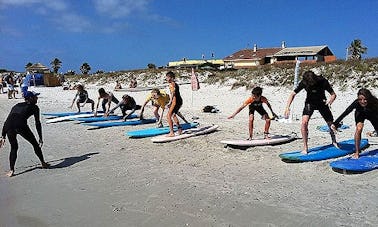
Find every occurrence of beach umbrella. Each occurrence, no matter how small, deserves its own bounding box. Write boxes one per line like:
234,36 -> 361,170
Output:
191,68 -> 200,106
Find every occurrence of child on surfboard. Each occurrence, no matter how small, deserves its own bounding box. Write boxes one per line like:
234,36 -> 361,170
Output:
139,88 -> 188,128
70,84 -> 95,113
284,70 -> 338,154
331,88 -> 378,159
94,88 -> 119,116
105,94 -> 141,121
228,86 -> 277,140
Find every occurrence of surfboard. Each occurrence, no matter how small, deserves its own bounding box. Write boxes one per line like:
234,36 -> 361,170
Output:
330,149 -> 378,172
126,122 -> 200,138
42,111 -> 95,117
46,113 -> 105,124
83,118 -> 156,128
151,125 -> 218,143
317,124 -> 350,132
279,138 -> 369,162
221,133 -> 297,148
73,114 -> 137,123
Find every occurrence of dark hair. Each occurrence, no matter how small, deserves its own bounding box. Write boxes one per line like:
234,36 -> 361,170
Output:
251,86 -> 263,96
166,71 -> 175,78
301,71 -> 318,88
77,84 -> 84,90
98,88 -> 105,94
357,88 -> 378,109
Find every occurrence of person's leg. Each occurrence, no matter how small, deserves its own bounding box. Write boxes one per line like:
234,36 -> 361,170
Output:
89,99 -> 95,112
76,100 -> 81,113
177,111 -> 189,123
173,113 -> 181,134
301,115 -> 310,154
7,130 -> 18,177
248,114 -> 254,140
19,127 -> 49,168
166,109 -> 174,136
102,99 -> 107,112
353,122 -> 364,159
153,105 -> 160,119
263,114 -> 271,139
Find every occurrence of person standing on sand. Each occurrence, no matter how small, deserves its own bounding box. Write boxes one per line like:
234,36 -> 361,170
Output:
166,71 -> 183,136
140,88 -> 189,128
0,91 -> 50,177
331,88 -> 378,159
94,88 -> 119,116
284,70 -> 338,154
69,84 -> 95,113
228,86 -> 276,140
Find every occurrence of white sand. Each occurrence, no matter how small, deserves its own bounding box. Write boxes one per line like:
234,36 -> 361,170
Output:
0,83 -> 377,226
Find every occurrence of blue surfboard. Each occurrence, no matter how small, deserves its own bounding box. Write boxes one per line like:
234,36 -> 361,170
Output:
126,122 -> 200,138
279,139 -> 369,162
83,118 -> 156,128
74,114 -> 137,123
330,149 -> 378,172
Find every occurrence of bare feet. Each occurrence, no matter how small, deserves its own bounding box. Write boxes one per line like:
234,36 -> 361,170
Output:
264,132 -> 270,140
6,170 -> 14,177
177,127 -> 182,135
351,153 -> 360,159
300,150 -> 308,155
41,162 -> 50,169
166,133 -> 175,137
333,142 -> 340,149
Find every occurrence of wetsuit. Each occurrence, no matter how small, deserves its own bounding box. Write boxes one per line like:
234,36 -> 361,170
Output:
294,77 -> 334,121
244,96 -> 269,116
169,82 -> 183,114
75,90 -> 93,104
1,102 -> 45,171
333,99 -> 378,131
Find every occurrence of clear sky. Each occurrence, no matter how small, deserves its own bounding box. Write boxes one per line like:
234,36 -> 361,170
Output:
1,0 -> 377,73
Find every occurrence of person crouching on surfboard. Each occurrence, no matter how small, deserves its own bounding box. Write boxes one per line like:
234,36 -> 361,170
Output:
105,94 -> 141,121
228,86 -> 277,140
69,84 -> 95,113
331,88 -> 378,159
284,70 -> 338,154
94,88 -> 119,117
0,91 -> 50,177
139,88 -> 188,128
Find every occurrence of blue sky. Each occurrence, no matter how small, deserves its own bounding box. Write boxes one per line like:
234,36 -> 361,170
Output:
1,0 -> 377,73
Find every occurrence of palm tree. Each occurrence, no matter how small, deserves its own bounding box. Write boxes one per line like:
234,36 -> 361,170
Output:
80,63 -> 91,75
347,39 -> 368,60
51,58 -> 62,73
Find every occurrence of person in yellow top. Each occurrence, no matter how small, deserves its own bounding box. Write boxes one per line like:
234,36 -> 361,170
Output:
140,88 -> 188,128
228,86 -> 276,140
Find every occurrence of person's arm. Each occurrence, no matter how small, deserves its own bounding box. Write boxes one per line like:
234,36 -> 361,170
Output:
123,103 -> 137,121
326,91 -> 336,106
70,92 -> 78,108
228,103 -> 248,119
107,101 -> 121,117
333,101 -> 357,127
284,92 -> 297,118
0,125 -> 6,149
94,97 -> 101,114
34,106 -> 43,147
139,100 -> 149,120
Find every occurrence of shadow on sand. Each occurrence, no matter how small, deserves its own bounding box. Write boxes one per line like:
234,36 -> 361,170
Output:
14,152 -> 99,176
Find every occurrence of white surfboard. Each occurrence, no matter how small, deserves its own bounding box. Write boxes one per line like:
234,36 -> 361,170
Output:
46,113 -> 105,124
151,125 -> 219,143
221,133 -> 297,148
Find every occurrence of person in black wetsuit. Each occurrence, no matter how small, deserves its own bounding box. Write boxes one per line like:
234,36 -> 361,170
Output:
284,70 -> 338,154
105,94 -> 141,121
0,91 -> 50,177
331,88 -> 378,159
166,71 -> 184,137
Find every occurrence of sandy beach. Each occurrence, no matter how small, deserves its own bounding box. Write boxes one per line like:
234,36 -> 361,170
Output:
0,83 -> 377,227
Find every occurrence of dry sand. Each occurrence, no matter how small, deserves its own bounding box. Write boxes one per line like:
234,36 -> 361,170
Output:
0,83 -> 377,227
